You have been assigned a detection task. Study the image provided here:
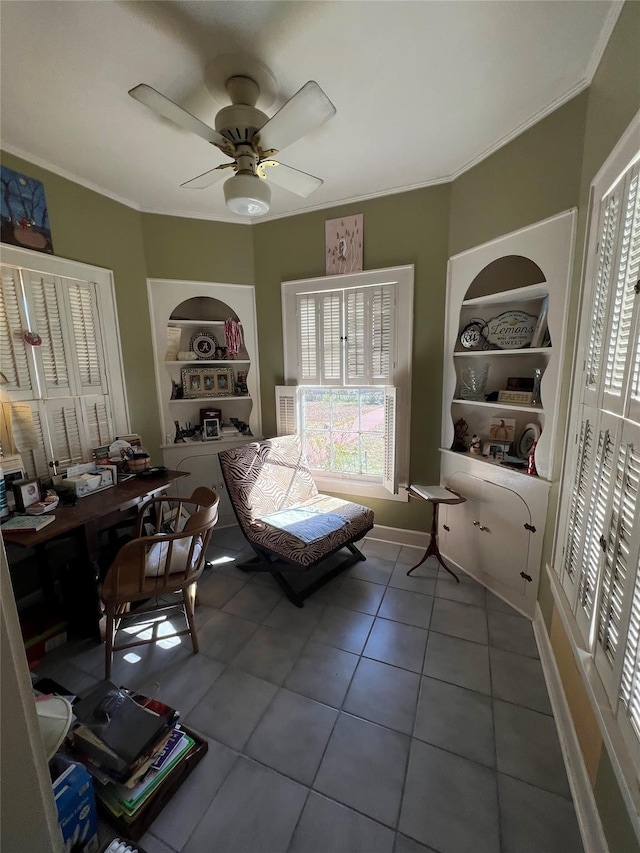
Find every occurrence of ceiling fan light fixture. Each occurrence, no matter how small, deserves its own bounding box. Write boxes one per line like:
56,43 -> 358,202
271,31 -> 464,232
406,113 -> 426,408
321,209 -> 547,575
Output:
224,173 -> 271,216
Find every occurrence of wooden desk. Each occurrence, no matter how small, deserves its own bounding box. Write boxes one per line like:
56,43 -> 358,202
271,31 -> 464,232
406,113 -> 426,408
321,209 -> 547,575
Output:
406,484 -> 466,582
3,470 -> 188,635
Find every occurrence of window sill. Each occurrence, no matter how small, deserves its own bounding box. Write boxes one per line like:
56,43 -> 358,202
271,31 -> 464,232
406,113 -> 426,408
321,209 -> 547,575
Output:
546,564 -> 640,838
312,475 -> 409,502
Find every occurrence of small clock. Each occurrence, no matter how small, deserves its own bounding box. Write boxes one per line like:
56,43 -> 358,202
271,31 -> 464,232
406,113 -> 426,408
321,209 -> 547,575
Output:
190,331 -> 218,359
459,320 -> 486,350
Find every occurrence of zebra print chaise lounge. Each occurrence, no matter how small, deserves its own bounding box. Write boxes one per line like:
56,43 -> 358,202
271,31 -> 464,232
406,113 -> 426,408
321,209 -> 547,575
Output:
218,434 -> 374,607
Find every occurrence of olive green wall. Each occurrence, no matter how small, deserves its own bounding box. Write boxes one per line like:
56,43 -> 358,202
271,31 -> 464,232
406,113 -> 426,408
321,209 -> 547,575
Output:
252,187 -> 451,530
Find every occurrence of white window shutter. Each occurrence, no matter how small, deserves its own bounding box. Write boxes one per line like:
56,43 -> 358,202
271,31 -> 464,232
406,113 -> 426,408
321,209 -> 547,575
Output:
24,271 -> 72,397
560,414 -> 595,595
81,395 -> 114,450
603,164 -> 640,414
65,280 -> 107,394
10,401 -> 50,479
0,265 -> 35,399
345,289 -> 366,383
383,385 -> 397,494
320,292 -> 342,384
371,285 -> 394,381
43,398 -> 86,471
275,386 -> 298,436
298,295 -> 319,382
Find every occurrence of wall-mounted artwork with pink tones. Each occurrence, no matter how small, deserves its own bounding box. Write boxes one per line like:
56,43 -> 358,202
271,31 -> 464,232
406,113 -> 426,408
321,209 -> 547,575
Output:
325,213 -> 363,275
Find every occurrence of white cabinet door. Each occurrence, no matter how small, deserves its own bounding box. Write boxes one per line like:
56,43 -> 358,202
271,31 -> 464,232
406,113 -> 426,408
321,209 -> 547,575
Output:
439,472 -> 482,574
478,479 -> 530,595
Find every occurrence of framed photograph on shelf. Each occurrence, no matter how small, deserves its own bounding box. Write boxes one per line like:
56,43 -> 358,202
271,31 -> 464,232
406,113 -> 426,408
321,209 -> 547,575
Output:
482,441 -> 511,461
181,367 -> 235,398
202,418 -> 221,441
13,478 -> 41,511
489,417 -> 516,442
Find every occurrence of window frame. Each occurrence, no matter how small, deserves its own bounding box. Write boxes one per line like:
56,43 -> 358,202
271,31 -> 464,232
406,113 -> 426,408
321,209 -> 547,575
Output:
551,110 -> 640,824
281,265 -> 413,501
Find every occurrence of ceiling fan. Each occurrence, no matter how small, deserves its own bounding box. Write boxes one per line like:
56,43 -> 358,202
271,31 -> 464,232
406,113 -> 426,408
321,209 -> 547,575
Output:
129,60 -> 336,216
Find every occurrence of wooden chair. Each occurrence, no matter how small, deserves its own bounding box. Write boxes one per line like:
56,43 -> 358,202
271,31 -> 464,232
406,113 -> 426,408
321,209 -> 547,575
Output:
100,487 -> 219,678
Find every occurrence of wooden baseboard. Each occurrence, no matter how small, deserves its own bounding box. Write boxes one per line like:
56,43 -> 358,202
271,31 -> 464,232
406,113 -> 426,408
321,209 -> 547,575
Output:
533,604 -> 609,853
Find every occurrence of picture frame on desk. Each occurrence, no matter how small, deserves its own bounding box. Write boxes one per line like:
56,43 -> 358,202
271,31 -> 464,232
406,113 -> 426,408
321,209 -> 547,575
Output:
13,477 -> 41,511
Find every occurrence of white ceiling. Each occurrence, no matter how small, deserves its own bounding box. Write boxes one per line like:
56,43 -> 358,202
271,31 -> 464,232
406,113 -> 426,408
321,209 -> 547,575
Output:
0,1 -> 621,225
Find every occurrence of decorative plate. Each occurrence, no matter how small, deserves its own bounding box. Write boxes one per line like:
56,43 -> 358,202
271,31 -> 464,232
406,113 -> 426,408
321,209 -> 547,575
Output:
459,320 -> 486,350
517,422 -> 541,458
190,331 -> 218,359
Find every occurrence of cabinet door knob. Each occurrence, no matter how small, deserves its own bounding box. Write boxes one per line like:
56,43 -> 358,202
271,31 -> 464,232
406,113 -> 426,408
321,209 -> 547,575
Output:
473,520 -> 480,526
479,525 -> 488,532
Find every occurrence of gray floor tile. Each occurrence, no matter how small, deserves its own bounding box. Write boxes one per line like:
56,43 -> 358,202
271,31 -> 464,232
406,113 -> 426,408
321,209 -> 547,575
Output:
423,631 -> 491,694
488,609 -> 539,658
314,713 -> 410,827
388,562 -> 438,595
289,792 -> 395,853
222,582 -> 282,622
231,624 -> 306,684
414,676 -> 495,767
183,756 -> 307,853
435,575 -> 487,607
263,596 -> 326,638
378,587 -> 433,629
196,571 -> 247,608
311,604 -> 375,654
430,597 -> 488,644
364,617 -> 428,673
498,773 -> 584,853
284,641 -> 359,707
394,545 -> 430,567
145,737 -> 237,850
344,657 -> 420,734
494,699 -> 570,797
184,667 -> 277,749
148,652 -> 225,717
197,609 -> 260,662
394,835 -> 439,853
137,834 -> 176,853
399,740 -> 500,853
348,554 -> 395,585
361,539 -> 402,561
490,646 -> 552,714
209,525 -> 248,552
31,658 -> 100,697
486,590 -> 516,613
329,576 -> 386,615
245,688 -> 338,784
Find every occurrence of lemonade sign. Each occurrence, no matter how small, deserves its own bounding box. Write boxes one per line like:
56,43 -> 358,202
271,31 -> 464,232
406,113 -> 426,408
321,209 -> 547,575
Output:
485,311 -> 537,349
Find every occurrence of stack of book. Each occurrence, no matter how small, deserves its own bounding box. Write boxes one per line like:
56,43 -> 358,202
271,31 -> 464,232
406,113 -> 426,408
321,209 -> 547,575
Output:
68,681 -> 196,830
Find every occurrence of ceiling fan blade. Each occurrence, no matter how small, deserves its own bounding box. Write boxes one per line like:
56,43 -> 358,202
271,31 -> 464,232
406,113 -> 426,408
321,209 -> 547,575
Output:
180,165 -> 232,190
257,81 -> 336,153
129,84 -> 230,150
261,160 -> 323,198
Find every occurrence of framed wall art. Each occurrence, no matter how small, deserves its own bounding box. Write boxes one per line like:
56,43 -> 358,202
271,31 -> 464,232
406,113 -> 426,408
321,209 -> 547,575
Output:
0,166 -> 54,253
181,366 -> 235,398
325,214 -> 363,275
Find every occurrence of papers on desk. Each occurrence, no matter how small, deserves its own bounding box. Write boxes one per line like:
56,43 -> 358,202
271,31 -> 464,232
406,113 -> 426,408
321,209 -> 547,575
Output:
1,514 -> 56,532
409,485 -> 460,502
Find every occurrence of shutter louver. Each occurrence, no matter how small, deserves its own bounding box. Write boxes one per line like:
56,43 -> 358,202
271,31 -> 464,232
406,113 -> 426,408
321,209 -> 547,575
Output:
321,293 -> 342,383
12,402 -> 49,479
298,295 -> 318,381
346,290 -> 365,382
598,443 -> 639,664
28,272 -> 71,396
68,280 -> 104,392
562,417 -> 594,585
586,193 -> 621,390
275,386 -> 298,435
45,399 -> 85,469
82,395 -> 113,449
578,426 -> 615,621
371,285 -> 393,380
0,267 -> 33,397
383,386 -> 397,494
604,166 -> 640,408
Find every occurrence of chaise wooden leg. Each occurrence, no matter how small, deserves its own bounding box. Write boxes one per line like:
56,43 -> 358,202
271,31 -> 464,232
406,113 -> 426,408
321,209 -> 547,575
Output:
105,604 -> 115,680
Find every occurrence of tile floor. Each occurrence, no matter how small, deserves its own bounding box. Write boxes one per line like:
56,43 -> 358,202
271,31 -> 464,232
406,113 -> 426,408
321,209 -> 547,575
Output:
34,527 -> 585,853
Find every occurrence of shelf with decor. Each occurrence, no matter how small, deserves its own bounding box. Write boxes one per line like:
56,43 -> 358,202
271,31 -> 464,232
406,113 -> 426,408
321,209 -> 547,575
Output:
440,210 -> 575,616
147,279 -> 262,524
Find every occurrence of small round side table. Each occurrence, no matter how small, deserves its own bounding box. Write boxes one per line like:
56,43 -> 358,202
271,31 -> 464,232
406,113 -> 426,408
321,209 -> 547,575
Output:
406,485 -> 467,582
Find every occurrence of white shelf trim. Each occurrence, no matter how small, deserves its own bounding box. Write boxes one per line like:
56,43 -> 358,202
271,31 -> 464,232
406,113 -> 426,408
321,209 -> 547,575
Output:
452,398 -> 544,413
170,396 -> 251,403
168,319 -> 242,327
439,448 -> 552,484
462,282 -> 548,307
165,360 -> 250,365
453,347 -> 551,357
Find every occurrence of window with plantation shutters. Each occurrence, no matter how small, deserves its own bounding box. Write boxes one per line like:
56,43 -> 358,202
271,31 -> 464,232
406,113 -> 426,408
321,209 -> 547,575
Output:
553,123 -> 640,779
0,246 -> 129,478
281,266 -> 413,499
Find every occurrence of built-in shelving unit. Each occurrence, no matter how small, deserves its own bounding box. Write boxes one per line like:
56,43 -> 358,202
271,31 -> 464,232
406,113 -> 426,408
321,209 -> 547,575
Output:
147,279 -> 262,524
439,210 -> 576,616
